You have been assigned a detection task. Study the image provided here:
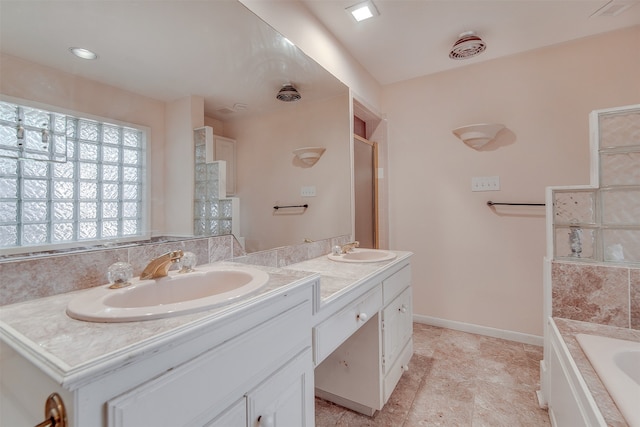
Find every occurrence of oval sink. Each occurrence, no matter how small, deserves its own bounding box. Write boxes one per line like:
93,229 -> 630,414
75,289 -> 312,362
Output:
328,249 -> 397,263
66,265 -> 269,322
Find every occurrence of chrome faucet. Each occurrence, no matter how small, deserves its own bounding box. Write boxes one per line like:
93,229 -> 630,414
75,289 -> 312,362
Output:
140,250 -> 184,280
340,241 -> 359,254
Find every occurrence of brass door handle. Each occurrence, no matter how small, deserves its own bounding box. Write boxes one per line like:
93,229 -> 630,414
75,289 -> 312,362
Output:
34,393 -> 67,427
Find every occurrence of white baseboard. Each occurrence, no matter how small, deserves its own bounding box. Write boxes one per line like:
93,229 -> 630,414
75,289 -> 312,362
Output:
413,314 -> 543,346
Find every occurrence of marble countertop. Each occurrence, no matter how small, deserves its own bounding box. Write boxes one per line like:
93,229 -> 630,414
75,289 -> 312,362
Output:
286,250 -> 413,306
553,317 -> 640,427
0,261 -> 316,380
0,251 -> 412,386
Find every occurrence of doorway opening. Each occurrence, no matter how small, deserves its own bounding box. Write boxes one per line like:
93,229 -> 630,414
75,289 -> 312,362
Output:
353,132 -> 378,248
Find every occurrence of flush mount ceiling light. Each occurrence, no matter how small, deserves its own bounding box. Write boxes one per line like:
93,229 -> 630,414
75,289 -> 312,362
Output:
346,0 -> 379,22
276,84 -> 301,102
69,47 -> 98,60
452,123 -> 504,149
449,31 -> 486,60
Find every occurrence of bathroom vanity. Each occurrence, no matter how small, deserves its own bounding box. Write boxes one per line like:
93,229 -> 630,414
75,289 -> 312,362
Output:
0,265 -> 318,427
0,251 -> 412,426
292,256 -> 413,416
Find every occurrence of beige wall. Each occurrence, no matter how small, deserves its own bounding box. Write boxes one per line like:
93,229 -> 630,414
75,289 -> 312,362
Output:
227,95 -> 352,252
384,27 -> 640,336
165,96 -> 204,235
0,54 -> 167,235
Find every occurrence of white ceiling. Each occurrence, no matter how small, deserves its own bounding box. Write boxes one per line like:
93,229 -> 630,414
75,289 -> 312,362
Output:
1,0 -> 638,120
300,0 -> 640,85
0,1 -> 348,120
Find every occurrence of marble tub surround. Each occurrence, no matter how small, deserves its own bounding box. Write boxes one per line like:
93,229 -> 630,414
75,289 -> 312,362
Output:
316,323 -> 550,426
0,261 -> 317,379
552,317 -> 640,427
552,260 -> 640,330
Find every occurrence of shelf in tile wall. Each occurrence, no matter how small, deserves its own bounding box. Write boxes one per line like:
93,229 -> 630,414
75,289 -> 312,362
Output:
598,145 -> 640,154
599,224 -> 640,230
598,185 -> 640,191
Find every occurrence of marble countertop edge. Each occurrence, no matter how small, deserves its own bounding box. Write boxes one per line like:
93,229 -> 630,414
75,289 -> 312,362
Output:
314,251 -> 413,306
0,251 -> 413,389
0,267 -> 320,389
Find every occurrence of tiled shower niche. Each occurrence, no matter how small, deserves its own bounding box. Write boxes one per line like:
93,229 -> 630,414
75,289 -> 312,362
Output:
552,105 -> 640,265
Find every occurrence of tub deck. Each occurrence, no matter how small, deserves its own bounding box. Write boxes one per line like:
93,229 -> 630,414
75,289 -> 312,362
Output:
553,318 -> 640,426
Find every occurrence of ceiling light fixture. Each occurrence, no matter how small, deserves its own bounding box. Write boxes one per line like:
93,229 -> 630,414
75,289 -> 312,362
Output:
346,1 -> 379,22
276,84 -> 301,102
449,31 -> 486,60
591,0 -> 637,17
69,47 -> 98,60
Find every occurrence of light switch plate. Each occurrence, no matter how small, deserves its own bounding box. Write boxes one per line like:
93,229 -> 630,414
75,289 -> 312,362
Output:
472,176 -> 500,192
301,186 -> 316,197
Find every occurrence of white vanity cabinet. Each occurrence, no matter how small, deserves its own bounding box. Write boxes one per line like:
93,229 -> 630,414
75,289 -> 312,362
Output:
0,280 -> 315,427
208,347 -> 314,427
314,261 -> 413,416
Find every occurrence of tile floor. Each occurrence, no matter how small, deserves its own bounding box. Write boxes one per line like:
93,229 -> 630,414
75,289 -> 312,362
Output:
315,323 -> 551,426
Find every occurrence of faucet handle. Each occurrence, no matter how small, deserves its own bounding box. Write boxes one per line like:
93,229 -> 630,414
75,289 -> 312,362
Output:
177,251 -> 197,273
107,262 -> 133,289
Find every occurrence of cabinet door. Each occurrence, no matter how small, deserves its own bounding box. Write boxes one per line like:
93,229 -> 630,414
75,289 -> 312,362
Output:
247,348 -> 314,427
205,398 -> 247,427
382,286 -> 412,373
107,303 -> 310,427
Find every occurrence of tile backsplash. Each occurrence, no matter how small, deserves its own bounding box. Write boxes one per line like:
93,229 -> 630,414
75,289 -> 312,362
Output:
550,105 -> 639,331
552,260 -> 640,330
0,234 -> 351,306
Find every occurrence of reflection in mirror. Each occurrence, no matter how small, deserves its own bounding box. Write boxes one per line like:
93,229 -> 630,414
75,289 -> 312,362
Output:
0,0 -> 351,254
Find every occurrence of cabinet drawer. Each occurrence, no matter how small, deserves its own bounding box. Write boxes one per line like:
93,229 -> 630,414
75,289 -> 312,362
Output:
314,286 -> 382,364
382,265 -> 411,305
107,302 -> 310,427
383,339 -> 413,403
205,398 -> 246,427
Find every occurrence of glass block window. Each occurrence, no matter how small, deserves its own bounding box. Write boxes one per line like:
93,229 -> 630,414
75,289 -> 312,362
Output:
0,100 -> 146,250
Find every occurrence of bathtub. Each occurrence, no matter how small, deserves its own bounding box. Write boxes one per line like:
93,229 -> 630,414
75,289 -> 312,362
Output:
576,334 -> 640,427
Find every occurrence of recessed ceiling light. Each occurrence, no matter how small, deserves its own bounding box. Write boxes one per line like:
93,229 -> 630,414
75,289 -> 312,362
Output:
346,1 -> 379,22
591,0 -> 637,17
69,47 -> 98,60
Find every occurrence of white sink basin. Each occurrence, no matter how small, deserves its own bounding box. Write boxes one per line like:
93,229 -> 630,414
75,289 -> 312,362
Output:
328,249 -> 397,263
66,265 -> 270,322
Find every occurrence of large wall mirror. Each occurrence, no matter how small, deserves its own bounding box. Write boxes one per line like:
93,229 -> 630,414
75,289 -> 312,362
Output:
0,0 -> 352,254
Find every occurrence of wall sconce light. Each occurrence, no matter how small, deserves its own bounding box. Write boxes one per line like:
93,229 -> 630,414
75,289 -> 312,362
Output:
452,123 -> 504,149
293,147 -> 326,166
